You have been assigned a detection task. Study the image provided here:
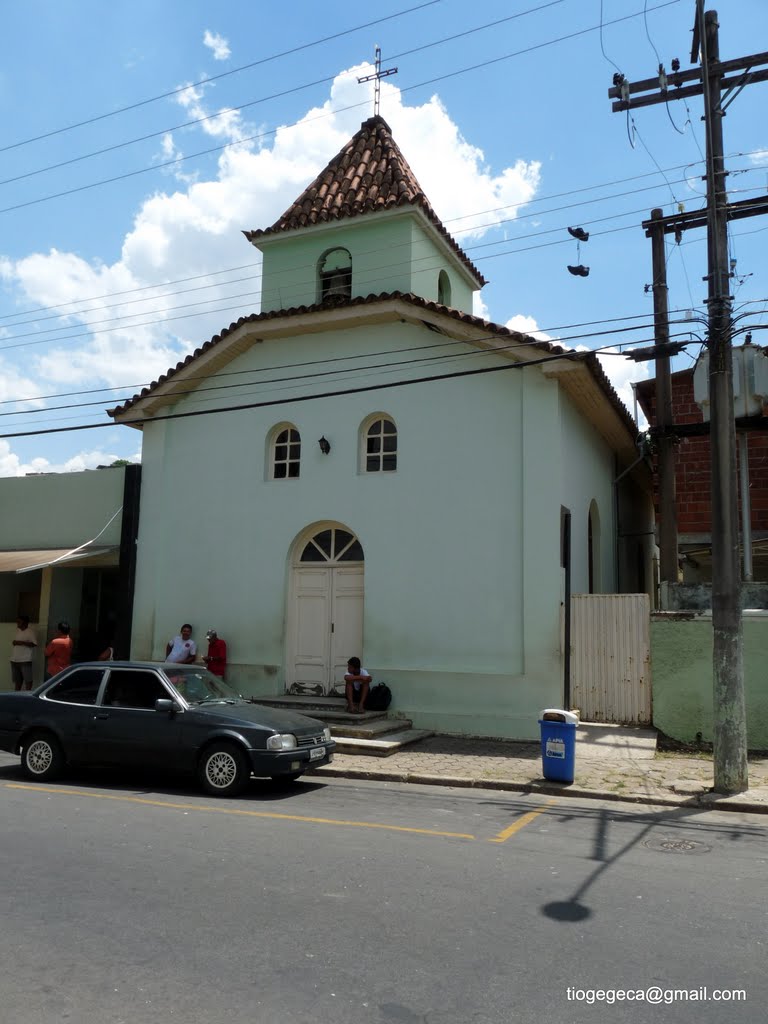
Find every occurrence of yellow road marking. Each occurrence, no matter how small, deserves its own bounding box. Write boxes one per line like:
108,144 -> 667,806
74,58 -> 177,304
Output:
488,798 -> 558,843
5,783 -> 476,840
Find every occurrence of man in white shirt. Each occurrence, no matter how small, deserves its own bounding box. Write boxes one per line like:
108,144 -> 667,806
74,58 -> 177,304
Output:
10,615 -> 37,691
165,623 -> 197,664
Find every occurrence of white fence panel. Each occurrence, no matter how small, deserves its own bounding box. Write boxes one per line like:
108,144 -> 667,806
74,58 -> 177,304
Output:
571,594 -> 651,725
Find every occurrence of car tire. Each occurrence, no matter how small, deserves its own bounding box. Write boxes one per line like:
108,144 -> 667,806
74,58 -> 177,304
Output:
198,741 -> 250,797
21,731 -> 65,782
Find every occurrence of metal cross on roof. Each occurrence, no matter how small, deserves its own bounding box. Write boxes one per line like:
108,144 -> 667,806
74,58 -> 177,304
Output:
357,46 -> 398,118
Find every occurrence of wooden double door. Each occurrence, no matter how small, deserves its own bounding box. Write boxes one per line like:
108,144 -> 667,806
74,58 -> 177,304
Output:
287,528 -> 364,696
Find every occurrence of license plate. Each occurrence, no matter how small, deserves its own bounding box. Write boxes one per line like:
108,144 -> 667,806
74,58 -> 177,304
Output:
309,746 -> 326,761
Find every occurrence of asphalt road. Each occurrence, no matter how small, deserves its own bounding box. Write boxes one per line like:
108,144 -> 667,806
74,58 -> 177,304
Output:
1,754 -> 765,1024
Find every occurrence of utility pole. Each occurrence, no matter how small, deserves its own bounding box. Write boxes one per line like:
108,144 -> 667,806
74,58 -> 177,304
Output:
700,7 -> 746,795
649,208 -> 678,589
608,3 -> 768,793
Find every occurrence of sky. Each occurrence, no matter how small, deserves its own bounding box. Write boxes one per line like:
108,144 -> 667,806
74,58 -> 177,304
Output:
0,0 -> 766,475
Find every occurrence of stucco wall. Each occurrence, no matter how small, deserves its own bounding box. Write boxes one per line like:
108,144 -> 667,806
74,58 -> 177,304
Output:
651,613 -> 768,749
559,394 -> 617,593
130,321 -> 574,739
257,212 -> 476,314
0,467 -> 125,549
258,215 -> 415,311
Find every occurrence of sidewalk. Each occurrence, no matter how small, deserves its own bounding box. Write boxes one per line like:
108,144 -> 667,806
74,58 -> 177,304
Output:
314,734 -> 768,813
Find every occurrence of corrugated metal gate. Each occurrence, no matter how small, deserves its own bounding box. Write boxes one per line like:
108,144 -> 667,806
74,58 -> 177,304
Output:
570,593 -> 652,725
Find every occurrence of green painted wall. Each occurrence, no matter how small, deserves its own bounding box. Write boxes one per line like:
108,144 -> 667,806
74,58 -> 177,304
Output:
651,613 -> 768,749
409,220 -> 474,312
257,211 -> 476,313
560,395 -> 617,593
130,319 -> 604,739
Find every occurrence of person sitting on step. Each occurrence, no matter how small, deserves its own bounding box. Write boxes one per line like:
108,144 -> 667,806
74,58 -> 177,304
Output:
344,657 -> 372,714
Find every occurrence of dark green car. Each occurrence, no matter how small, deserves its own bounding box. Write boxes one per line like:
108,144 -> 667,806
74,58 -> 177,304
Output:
0,662 -> 334,797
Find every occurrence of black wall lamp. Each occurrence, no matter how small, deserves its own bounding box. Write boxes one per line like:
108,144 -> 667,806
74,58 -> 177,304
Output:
318,436 -> 331,454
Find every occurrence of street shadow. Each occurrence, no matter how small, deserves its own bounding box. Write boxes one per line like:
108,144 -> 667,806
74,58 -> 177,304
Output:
0,759 -> 328,803
539,800 -> 766,924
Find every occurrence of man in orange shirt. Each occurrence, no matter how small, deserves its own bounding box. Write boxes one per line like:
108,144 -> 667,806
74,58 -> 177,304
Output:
44,621 -> 73,681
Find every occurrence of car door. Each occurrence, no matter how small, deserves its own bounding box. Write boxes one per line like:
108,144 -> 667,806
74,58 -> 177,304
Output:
87,668 -> 183,767
42,668 -> 107,762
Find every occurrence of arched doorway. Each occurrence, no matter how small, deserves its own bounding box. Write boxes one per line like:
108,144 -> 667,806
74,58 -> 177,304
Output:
286,525 -> 364,695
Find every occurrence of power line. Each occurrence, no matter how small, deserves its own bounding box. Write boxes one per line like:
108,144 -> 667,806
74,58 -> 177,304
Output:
14,159 -> 763,342
1,2 -> 572,190
0,2 -> 685,217
0,1 -> 442,155
0,300 -> 716,408
0,305 -> 718,422
0,340 -> 653,441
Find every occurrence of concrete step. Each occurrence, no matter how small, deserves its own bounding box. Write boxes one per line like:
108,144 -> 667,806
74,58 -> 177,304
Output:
329,717 -> 413,740
333,729 -> 435,758
252,695 -> 388,725
250,695 -> 429,756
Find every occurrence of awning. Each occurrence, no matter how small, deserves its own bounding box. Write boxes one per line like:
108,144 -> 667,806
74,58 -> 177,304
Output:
0,546 -> 119,574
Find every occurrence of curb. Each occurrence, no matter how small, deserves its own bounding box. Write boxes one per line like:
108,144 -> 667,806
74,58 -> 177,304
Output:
315,766 -> 768,814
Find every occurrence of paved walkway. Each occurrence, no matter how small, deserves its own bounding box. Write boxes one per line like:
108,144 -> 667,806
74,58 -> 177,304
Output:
315,735 -> 768,813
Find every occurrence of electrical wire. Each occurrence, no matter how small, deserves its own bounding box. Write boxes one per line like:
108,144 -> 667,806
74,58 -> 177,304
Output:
0,0 -> 442,155
0,1 -> 684,217
0,307 -> 713,423
0,334 -> 679,440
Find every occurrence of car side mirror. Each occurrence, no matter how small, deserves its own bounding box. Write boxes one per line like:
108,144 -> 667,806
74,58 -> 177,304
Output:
155,698 -> 179,714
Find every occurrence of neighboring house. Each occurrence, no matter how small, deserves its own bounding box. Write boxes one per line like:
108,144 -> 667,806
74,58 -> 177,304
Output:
110,115 -> 652,739
635,354 -> 768,586
0,465 -> 141,688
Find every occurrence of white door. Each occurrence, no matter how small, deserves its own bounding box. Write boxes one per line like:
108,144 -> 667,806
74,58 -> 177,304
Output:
287,527 -> 364,695
329,566 -> 365,694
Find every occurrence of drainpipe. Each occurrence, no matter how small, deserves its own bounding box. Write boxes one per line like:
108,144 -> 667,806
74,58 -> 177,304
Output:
562,509 -> 572,710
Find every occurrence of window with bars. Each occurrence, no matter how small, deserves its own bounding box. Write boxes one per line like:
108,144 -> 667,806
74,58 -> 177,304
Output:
364,417 -> 397,473
272,426 -> 301,479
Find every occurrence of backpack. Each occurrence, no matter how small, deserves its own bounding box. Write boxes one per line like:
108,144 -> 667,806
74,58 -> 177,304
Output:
366,682 -> 392,711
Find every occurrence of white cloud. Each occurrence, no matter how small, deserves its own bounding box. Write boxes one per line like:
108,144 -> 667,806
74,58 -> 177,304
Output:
570,344 -> 649,424
203,30 -> 230,61
504,313 -> 554,341
0,440 -> 139,477
473,293 -> 490,321
497,317 -> 647,423
0,65 -> 543,459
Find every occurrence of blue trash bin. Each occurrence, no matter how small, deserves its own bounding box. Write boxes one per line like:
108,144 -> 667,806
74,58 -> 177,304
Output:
539,709 -> 578,783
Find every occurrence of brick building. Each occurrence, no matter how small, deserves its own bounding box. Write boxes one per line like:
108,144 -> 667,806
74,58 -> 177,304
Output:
635,362 -> 768,584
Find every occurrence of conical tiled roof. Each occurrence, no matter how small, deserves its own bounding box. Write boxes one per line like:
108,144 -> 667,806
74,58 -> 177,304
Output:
244,115 -> 486,286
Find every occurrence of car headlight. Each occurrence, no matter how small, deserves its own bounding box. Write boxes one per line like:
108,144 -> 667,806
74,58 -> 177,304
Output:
322,727 -> 332,742
266,733 -> 297,751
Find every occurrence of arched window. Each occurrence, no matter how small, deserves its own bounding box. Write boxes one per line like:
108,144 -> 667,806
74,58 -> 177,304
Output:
362,416 -> 397,473
271,425 -> 301,479
588,500 -> 601,593
298,527 -> 364,563
437,270 -> 451,306
318,247 -> 352,301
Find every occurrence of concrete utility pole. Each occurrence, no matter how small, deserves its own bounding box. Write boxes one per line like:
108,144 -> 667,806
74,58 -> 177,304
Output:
609,2 -> 768,793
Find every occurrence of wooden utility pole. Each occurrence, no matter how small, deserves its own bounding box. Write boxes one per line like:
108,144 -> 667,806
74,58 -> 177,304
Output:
649,208 -> 678,587
608,3 -> 768,793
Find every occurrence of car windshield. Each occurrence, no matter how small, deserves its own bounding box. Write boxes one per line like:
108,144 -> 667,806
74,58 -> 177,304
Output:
163,667 -> 244,705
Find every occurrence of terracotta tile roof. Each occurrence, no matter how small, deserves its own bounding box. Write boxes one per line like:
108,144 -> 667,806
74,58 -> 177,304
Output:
243,115 -> 487,286
107,291 -> 636,442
